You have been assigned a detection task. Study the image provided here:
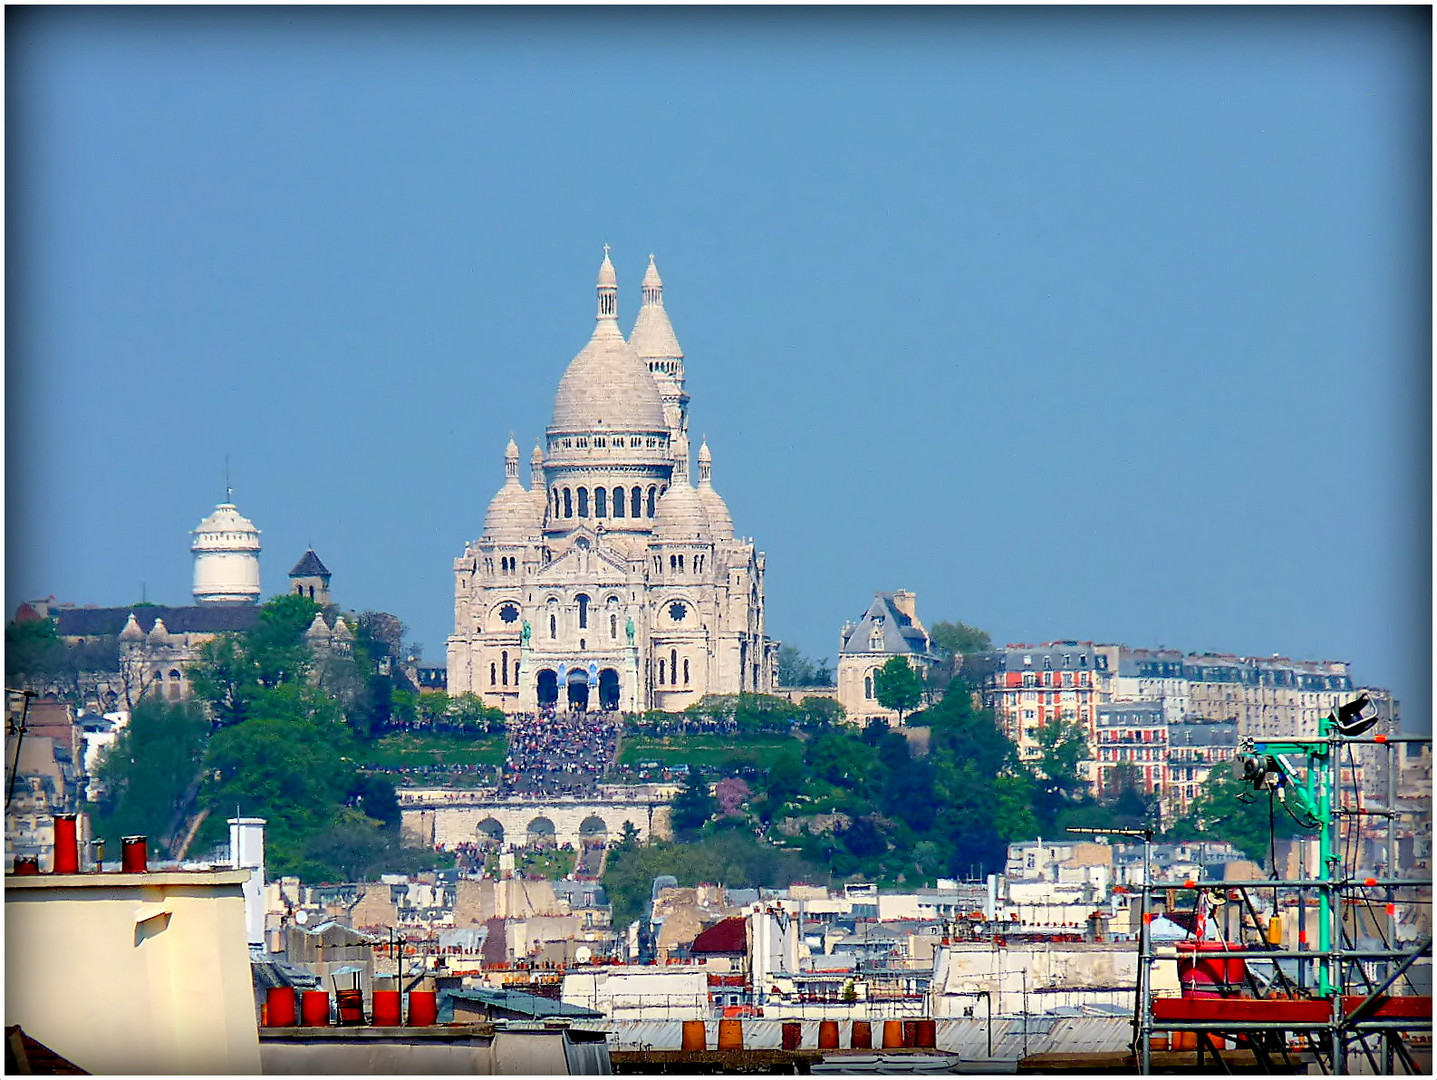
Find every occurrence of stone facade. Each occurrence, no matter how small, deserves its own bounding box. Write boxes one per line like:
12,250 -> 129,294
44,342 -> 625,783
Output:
447,251 -> 776,714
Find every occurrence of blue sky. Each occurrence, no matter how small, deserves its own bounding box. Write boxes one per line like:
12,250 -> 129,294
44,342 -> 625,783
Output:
6,7 -> 1430,727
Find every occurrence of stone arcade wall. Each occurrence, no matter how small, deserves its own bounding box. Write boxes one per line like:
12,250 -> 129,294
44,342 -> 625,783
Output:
402,794 -> 671,850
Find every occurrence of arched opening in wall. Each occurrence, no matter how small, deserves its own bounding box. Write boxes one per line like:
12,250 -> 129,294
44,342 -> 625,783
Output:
527,817 -> 557,849
563,488 -> 573,517
501,650 -> 510,686
308,586 -> 315,600
566,668 -> 590,711
646,486 -> 657,517
579,816 -> 608,845
476,818 -> 505,847
536,669 -> 559,708
595,487 -> 607,517
598,668 -> 620,711
577,594 -> 590,630
578,487 -> 589,517
865,674 -> 874,699
295,584 -> 303,595
612,486 -> 625,518
631,487 -> 642,517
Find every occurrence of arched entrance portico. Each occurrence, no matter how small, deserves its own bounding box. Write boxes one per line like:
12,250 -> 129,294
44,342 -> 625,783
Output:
536,669 -> 559,708
579,815 -> 608,844
566,669 -> 590,711
598,668 -> 620,711
527,817 -> 556,848
476,818 -> 505,846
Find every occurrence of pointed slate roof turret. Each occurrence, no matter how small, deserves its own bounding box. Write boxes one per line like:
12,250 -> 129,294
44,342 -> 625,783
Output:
289,549 -> 330,579
119,612 -> 145,641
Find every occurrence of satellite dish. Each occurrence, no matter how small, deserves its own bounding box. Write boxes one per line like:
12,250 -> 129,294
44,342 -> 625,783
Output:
295,910 -> 309,925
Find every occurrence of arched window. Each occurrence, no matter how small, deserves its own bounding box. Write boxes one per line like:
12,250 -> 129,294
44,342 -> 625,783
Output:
611,614 -> 618,639
683,658 -> 690,685
647,486 -> 657,517
670,649 -> 678,682
549,614 -> 557,638
865,675 -> 874,699
631,487 -> 642,517
577,594 -> 590,630
678,554 -> 685,572
295,584 -> 303,595
308,585 -> 315,599
563,488 -> 573,517
670,555 -> 677,571
658,658 -> 666,684
490,662 -> 497,686
553,488 -> 560,516
514,660 -> 520,684
578,487 -> 589,517
613,486 -> 625,518
595,487 -> 607,517
502,651 -> 509,685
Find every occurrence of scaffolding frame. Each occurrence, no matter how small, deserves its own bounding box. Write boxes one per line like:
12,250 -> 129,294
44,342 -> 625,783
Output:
1134,728 -> 1432,1074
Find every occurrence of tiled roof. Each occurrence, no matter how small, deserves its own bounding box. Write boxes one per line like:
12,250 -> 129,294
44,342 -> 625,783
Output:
691,916 -> 747,954
288,550 -> 330,578
56,605 -> 259,638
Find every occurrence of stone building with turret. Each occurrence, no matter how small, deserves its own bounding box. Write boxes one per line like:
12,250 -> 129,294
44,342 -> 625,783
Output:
447,250 -> 776,714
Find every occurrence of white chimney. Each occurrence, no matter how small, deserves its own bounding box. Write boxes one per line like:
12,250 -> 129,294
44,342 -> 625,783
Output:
228,817 -> 266,948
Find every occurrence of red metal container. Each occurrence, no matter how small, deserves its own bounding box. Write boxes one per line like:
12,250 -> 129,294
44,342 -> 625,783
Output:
121,836 -> 148,873
372,990 -> 402,1026
883,1020 -> 904,1048
407,991 -> 437,1027
851,1020 -> 872,1049
300,991 -> 331,1026
781,1021 -> 802,1050
13,856 -> 39,875
336,988 -> 364,1025
915,1019 -> 937,1048
818,1020 -> 840,1049
265,987 -> 297,1027
53,814 -> 79,874
902,1020 -> 918,1047
1176,941 -> 1247,997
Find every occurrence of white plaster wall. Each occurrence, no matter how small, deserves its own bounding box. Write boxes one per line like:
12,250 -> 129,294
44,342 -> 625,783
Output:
5,870 -> 261,1074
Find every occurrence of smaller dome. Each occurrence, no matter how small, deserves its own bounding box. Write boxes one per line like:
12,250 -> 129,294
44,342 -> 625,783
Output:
597,247 -> 617,288
119,613 -> 145,641
146,618 -> 169,643
653,478 -> 712,541
484,484 -> 541,541
695,439 -> 734,540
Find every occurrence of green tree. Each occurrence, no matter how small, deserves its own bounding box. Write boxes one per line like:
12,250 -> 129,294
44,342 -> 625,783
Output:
670,767 -> 718,836
929,621 -> 992,658
873,656 -> 923,722
1177,769 -> 1316,866
797,696 -> 845,729
776,646 -> 834,687
5,617 -> 66,693
1034,718 -> 1091,827
91,698 -> 211,852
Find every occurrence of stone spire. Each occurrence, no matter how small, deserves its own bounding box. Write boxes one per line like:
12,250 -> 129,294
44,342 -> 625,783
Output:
629,253 -> 687,444
504,436 -> 520,482
595,245 -> 619,334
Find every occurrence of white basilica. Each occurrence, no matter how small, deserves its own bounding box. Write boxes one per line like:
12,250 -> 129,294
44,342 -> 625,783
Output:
447,250 -> 776,714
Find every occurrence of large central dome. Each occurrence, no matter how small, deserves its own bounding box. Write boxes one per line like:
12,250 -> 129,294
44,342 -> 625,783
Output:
550,250 -> 666,435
